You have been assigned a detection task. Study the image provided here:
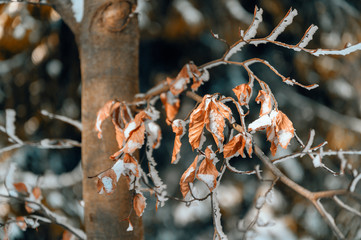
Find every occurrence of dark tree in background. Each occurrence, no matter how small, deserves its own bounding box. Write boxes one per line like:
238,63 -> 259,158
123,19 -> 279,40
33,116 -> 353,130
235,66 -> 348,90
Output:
0,0 -> 360,239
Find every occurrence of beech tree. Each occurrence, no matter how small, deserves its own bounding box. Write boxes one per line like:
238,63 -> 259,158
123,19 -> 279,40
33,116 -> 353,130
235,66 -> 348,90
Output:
0,1 -> 360,240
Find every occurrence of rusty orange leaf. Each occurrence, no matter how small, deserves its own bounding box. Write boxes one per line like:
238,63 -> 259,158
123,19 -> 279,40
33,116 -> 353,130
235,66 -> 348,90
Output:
97,169 -> 117,195
223,133 -> 246,159
233,84 -> 252,106
160,92 -> 180,125
180,156 -> 198,198
133,193 -> 146,217
196,151 -> 218,192
256,90 -> 272,116
13,182 -> 28,195
95,100 -> 120,139
16,216 -> 27,231
171,120 -> 186,164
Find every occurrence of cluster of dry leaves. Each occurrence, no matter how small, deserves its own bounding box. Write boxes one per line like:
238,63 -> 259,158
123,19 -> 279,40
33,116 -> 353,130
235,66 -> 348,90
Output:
94,5 -> 361,239
95,61 -> 295,224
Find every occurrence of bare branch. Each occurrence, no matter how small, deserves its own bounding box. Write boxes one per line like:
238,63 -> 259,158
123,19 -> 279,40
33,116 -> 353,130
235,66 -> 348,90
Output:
41,110 -> 82,131
333,196 -> 361,218
0,193 -> 86,239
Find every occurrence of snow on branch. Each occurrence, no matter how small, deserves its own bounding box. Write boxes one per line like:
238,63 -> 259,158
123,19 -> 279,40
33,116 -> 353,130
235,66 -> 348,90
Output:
267,8 -> 298,41
41,110 -> 82,131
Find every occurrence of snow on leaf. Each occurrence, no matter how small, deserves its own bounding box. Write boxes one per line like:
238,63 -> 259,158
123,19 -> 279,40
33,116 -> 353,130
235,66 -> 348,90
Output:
223,133 -> 246,159
145,121 -> 162,149
196,149 -> 219,192
97,169 -> 117,195
188,63 -> 203,91
123,153 -> 139,177
267,8 -> 298,41
171,119 -> 187,164
248,114 -> 272,132
180,156 -> 198,198
123,124 -> 146,154
133,193 -> 146,217
25,186 -> 42,213
255,90 -> 272,116
95,101 -> 120,139
272,110 -> 294,149
250,110 -> 294,156
126,221 -> 133,232
232,84 -> 252,106
189,95 -> 232,151
13,183 -> 28,195
160,92 -> 180,125
16,217 -> 27,231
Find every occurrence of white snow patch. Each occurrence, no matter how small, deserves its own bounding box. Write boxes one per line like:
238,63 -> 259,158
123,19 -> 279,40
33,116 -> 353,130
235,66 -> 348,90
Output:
71,0 -> 84,23
313,42 -> 361,56
277,130 -> 293,148
248,115 -> 271,132
101,177 -> 113,193
182,167 -> 195,181
173,77 -> 187,90
126,222 -> 133,231
112,160 -> 125,180
298,25 -> 318,48
124,122 -> 137,139
197,174 -> 215,189
267,9 -> 298,41
125,140 -> 143,153
312,155 -> 323,168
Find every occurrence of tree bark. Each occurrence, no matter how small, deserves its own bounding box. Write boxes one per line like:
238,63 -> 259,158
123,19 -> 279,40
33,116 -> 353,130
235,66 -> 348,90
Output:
52,0 -> 143,239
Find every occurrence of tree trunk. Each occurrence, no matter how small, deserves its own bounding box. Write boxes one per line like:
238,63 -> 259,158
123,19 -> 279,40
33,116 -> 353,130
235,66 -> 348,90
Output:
53,0 -> 143,239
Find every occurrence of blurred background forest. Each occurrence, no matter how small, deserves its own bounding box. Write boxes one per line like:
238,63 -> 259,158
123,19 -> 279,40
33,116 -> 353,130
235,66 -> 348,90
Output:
0,0 -> 360,239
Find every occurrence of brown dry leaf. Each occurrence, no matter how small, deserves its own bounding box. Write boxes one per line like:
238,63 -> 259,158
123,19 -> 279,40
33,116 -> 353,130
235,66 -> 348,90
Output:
189,99 -> 207,150
264,110 -> 294,156
167,66 -> 189,96
188,63 -> 202,91
95,100 -> 120,138
167,63 -> 202,95
223,133 -> 246,159
123,123 -> 146,154
97,169 -> 117,195
123,153 -> 139,177
16,216 -> 27,231
272,110 -> 294,148
13,182 -> 28,195
189,95 -> 232,151
233,84 -> 252,106
256,90 -> 272,116
160,92 -> 180,125
120,111 -> 151,154
115,126 -> 125,149
146,121 -> 162,149
62,230 -> 75,240
133,193 -> 146,217
205,99 -> 232,149
32,187 -> 41,200
180,156 -> 198,198
171,120 -> 186,164
196,150 -> 218,192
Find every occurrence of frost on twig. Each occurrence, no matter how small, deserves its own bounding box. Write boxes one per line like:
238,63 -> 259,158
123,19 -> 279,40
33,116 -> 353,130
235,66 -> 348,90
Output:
41,110 -> 82,131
